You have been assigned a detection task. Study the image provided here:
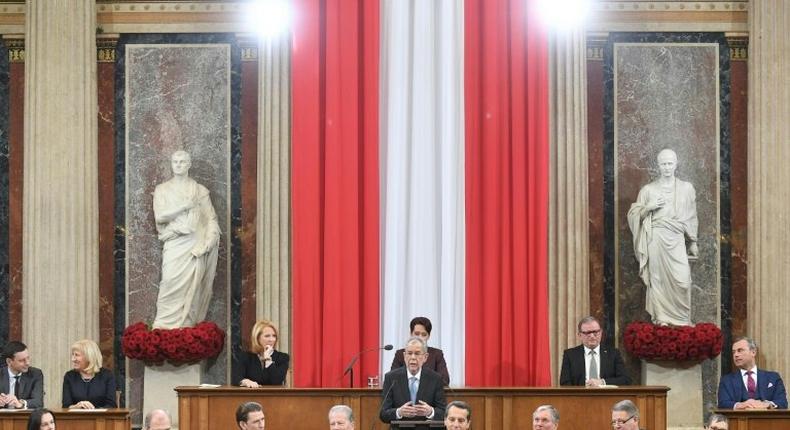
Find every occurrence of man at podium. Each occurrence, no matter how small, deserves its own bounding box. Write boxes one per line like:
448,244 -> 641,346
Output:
379,337 -> 446,426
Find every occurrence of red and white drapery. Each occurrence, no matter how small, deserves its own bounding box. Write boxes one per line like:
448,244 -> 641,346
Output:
291,0 -> 550,387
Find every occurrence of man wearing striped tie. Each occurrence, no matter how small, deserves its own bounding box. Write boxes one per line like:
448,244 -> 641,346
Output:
718,337 -> 787,409
559,317 -> 631,387
379,337 -> 446,427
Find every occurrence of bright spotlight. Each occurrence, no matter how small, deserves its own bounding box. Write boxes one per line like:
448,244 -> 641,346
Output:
536,0 -> 590,30
245,0 -> 292,39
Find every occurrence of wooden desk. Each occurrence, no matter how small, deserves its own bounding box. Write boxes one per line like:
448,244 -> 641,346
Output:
716,409 -> 790,430
177,386 -> 668,430
0,409 -> 130,430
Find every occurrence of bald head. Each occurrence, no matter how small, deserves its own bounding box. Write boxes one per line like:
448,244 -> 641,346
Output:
657,148 -> 677,163
144,409 -> 172,430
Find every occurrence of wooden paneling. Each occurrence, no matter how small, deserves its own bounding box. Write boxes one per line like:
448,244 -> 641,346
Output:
177,386 -> 668,430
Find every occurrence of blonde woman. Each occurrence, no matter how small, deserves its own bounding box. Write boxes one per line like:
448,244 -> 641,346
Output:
62,340 -> 117,409
233,320 -> 289,387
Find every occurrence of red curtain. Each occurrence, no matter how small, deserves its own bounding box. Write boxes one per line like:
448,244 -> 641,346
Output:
291,0 -> 380,387
464,0 -> 551,386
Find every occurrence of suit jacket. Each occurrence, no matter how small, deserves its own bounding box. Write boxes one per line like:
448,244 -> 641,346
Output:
559,344 -> 632,386
232,350 -> 290,386
391,346 -> 450,386
380,366 -> 447,424
0,366 -> 44,409
718,369 -> 788,409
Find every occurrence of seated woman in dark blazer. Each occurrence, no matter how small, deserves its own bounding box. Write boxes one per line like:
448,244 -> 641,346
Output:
233,320 -> 290,387
390,316 -> 450,385
62,339 -> 117,409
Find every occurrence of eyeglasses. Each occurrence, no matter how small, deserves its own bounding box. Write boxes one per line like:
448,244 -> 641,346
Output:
580,329 -> 601,336
404,351 -> 424,357
611,415 -> 635,427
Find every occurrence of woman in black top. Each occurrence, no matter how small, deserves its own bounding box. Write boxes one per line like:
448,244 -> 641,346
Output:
27,408 -> 56,430
62,339 -> 117,409
233,320 -> 289,386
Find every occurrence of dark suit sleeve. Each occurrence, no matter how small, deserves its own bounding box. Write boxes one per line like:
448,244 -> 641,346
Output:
391,349 -> 405,371
603,349 -> 632,386
434,350 -> 450,386
231,350 -> 248,386
429,374 -> 447,420
379,372 -> 399,423
718,374 -> 738,409
264,351 -> 289,385
99,369 -> 117,408
25,369 -> 44,409
62,372 -> 74,408
769,374 -> 788,409
559,349 -> 573,386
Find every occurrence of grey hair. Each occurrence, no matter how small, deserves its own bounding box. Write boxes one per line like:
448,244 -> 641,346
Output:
143,409 -> 172,429
533,405 -> 559,423
577,316 -> 601,332
734,336 -> 758,351
405,336 -> 427,353
706,413 -> 728,427
612,400 -> 639,418
328,405 -> 354,423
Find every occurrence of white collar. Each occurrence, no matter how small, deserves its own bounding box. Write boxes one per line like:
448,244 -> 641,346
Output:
584,345 -> 601,355
740,365 -> 758,376
6,367 -> 21,379
408,367 -> 423,381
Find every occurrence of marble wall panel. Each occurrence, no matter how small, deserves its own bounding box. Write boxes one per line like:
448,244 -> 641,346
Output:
603,32 -> 731,419
0,39 -> 8,345
8,49 -> 23,344
115,33 -> 241,425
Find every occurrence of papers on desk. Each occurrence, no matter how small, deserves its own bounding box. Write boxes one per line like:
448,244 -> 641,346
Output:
597,385 -> 618,388
199,383 -> 221,388
68,408 -> 109,412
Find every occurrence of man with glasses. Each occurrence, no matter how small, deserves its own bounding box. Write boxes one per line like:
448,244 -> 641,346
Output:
611,400 -> 639,430
559,317 -> 631,387
380,337 -> 446,426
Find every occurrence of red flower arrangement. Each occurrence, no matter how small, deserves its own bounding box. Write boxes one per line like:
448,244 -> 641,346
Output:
121,321 -> 225,365
624,321 -> 723,362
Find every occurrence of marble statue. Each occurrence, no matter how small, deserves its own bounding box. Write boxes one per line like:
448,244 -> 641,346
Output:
152,150 -> 220,329
627,149 -> 698,326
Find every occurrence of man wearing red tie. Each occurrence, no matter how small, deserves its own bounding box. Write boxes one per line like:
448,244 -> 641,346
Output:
717,337 -> 788,409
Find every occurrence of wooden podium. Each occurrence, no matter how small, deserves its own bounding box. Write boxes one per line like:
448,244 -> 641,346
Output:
716,409 -> 790,430
177,386 -> 668,430
390,420 -> 445,428
0,409 -> 130,430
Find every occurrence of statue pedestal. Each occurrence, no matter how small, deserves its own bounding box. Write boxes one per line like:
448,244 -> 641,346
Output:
642,360 -> 701,428
144,362 -> 201,428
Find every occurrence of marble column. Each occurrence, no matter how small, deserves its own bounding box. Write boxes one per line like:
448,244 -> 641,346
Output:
548,28 -> 589,381
257,33 -> 292,361
748,1 -> 790,377
22,0 -> 99,408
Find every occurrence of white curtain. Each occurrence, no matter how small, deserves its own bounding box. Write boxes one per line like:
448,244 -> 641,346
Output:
380,0 -> 465,386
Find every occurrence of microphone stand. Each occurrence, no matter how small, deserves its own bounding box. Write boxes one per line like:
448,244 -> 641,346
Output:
343,345 -> 393,388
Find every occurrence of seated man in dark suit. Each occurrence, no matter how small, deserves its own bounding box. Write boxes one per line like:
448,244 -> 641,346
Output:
380,337 -> 446,426
0,341 -> 44,409
718,337 -> 787,409
559,316 -> 631,387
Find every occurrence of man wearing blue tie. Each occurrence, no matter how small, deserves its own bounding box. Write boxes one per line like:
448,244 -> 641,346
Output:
379,337 -> 446,426
717,337 -> 787,409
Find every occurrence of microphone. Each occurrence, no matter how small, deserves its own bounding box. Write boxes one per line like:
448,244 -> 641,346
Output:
343,344 -> 394,388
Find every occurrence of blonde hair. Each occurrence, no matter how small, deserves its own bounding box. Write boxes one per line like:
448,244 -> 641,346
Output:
250,320 -> 278,354
71,339 -> 103,374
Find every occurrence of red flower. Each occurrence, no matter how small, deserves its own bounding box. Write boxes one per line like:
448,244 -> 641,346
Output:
120,321 -> 225,365
624,321 -> 722,362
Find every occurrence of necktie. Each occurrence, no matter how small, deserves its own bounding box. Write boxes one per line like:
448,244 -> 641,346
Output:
746,371 -> 756,399
588,350 -> 598,380
409,376 -> 418,404
13,375 -> 20,397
